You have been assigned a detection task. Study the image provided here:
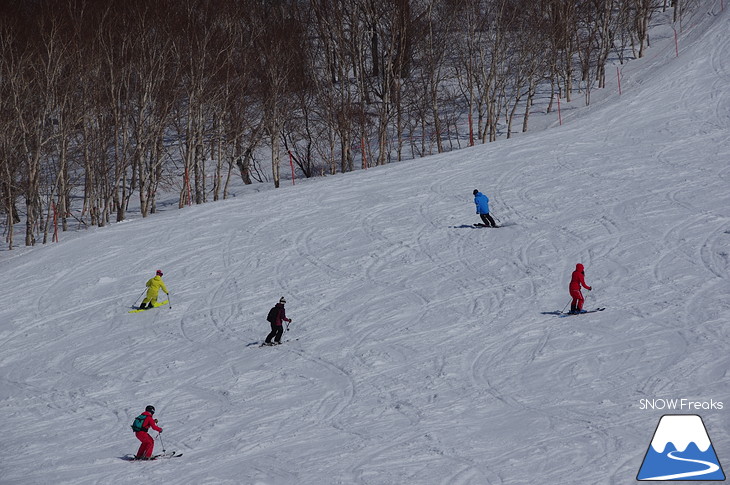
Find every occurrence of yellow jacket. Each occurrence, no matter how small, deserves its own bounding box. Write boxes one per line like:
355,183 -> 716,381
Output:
145,275 -> 169,298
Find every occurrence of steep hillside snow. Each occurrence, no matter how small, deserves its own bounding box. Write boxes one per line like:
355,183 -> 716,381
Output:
1,4 -> 729,484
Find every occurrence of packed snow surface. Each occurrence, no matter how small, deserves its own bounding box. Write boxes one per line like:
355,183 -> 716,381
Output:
1,5 -> 729,484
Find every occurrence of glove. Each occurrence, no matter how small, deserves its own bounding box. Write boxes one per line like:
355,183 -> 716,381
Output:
587,287 -> 592,291
159,428 -> 163,433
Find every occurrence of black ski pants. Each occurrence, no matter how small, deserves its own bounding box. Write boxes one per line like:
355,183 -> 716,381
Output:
480,213 -> 496,227
265,323 -> 283,343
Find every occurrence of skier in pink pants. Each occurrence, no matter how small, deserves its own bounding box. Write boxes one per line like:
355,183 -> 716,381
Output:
132,405 -> 163,460
569,263 -> 592,313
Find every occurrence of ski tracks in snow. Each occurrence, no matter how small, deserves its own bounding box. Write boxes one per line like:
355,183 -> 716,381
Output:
2,9 -> 730,484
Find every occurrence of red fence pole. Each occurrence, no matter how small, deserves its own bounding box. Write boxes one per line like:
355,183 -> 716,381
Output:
184,167 -> 192,206
557,95 -> 562,126
288,150 -> 296,185
361,137 -> 368,169
52,201 -> 59,242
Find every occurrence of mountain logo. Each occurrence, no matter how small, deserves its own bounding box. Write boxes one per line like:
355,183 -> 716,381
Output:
637,414 -> 725,481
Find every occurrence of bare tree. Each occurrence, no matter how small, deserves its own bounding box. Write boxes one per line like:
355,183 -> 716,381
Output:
309,0 -> 359,174
248,1 -> 309,187
9,5 -> 70,246
633,0 -> 659,58
0,0 -> 697,248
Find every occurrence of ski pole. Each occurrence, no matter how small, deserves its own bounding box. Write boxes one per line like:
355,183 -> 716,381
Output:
133,290 -> 146,306
560,300 -> 571,314
167,293 -> 172,309
157,432 -> 166,453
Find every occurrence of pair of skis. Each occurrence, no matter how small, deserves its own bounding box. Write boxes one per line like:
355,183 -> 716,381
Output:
123,451 -> 182,461
259,338 -> 299,347
541,308 -> 605,317
149,451 -> 182,460
560,308 -> 605,317
128,300 -> 169,313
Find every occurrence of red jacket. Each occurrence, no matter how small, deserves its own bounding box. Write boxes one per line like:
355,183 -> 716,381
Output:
139,411 -> 162,433
274,303 -> 291,326
569,264 -> 592,291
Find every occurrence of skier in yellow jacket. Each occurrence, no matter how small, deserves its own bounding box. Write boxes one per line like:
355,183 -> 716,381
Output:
139,270 -> 169,310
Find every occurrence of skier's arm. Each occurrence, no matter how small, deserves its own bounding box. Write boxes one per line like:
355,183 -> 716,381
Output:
580,275 -> 591,290
145,416 -> 163,433
279,307 -> 292,323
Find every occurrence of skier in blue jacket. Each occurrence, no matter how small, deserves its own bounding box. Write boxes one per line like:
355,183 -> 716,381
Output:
473,189 -> 497,227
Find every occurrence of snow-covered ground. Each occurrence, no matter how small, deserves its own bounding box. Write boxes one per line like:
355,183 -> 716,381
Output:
1,4 -> 729,484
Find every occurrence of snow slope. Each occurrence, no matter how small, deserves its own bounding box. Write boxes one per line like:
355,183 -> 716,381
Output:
1,4 -> 729,484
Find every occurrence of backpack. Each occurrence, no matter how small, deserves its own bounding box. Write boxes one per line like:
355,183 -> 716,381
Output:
131,414 -> 147,432
266,306 -> 278,323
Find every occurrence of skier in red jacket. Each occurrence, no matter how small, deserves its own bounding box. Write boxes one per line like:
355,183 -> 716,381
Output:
264,297 -> 292,346
569,263 -> 592,314
133,405 -> 163,460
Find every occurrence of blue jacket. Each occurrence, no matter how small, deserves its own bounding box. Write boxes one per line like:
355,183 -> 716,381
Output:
474,192 -> 490,214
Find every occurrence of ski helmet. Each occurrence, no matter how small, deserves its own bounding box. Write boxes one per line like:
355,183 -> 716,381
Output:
279,297 -> 286,304
146,405 -> 155,414
156,270 -> 163,276
473,189 -> 479,195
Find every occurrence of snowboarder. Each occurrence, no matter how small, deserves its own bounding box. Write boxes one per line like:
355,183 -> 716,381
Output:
132,405 -> 163,460
569,263 -> 592,314
139,270 -> 169,310
264,297 -> 292,346
473,189 -> 497,227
